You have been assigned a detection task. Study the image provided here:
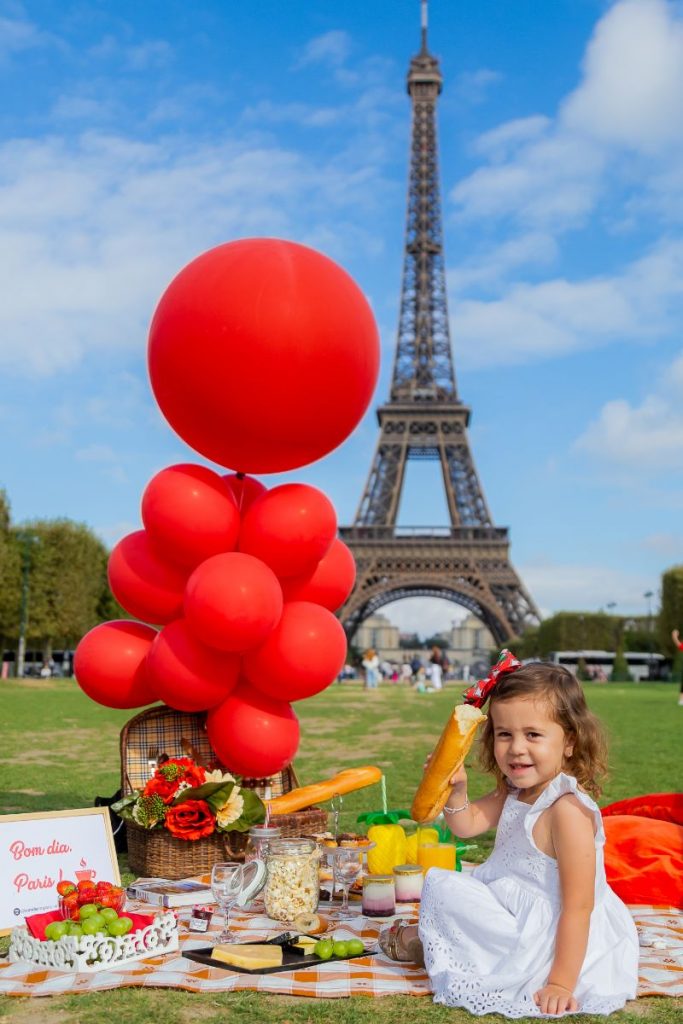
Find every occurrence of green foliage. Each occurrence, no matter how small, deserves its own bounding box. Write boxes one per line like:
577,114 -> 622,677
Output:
8,518 -> 112,651
535,611 -> 621,655
576,657 -> 590,681
610,646 -> 634,682
658,565 -> 683,655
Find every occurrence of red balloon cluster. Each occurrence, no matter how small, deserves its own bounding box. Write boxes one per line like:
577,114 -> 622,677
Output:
75,468 -> 356,775
74,238 -> 377,778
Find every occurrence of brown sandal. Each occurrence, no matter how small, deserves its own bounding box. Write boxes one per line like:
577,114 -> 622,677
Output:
378,922 -> 424,965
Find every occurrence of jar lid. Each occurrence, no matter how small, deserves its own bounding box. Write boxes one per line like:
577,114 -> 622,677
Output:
363,873 -> 394,883
393,864 -> 423,875
248,825 -> 282,838
268,838 -> 316,855
235,858 -> 267,906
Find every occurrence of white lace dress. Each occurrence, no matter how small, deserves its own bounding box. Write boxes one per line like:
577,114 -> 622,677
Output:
418,773 -> 639,1017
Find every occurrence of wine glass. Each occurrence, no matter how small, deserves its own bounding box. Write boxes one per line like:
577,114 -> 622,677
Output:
328,848 -> 363,918
211,861 -> 244,942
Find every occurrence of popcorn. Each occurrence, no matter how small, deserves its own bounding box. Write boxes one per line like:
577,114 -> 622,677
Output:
263,848 -> 320,922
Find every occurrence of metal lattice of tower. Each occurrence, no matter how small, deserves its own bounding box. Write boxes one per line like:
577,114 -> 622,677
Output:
339,2 -> 540,646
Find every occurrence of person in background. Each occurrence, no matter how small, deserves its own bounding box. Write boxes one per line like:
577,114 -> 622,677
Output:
362,648 -> 380,690
672,629 -> 683,706
429,646 -> 444,691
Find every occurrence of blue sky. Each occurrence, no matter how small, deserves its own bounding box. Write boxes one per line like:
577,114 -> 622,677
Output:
2,0 -> 683,636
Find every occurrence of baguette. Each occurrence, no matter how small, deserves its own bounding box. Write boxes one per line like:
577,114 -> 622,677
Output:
411,704 -> 486,823
267,766 -> 382,816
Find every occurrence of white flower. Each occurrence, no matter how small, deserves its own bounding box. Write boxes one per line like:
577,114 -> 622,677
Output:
216,787 -> 245,829
204,769 -> 236,784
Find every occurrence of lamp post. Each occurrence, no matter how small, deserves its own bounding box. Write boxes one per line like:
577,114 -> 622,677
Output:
16,530 -> 39,678
605,602 -> 618,676
644,590 -> 654,680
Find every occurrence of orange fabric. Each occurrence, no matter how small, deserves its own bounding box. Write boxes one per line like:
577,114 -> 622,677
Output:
601,793 -> 683,908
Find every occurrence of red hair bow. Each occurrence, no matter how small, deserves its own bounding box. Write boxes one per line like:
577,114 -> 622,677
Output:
462,649 -> 521,708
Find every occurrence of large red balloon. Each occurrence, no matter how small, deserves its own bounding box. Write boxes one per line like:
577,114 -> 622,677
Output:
223,473 -> 267,515
243,601 -> 347,702
107,530 -> 187,624
145,619 -> 240,712
142,463 -> 240,570
184,552 -> 283,652
74,620 -> 157,709
207,682 -> 300,777
239,483 -> 337,579
148,239 -> 380,472
281,538 -> 356,611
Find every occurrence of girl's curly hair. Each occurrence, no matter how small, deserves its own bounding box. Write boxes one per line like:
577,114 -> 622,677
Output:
478,662 -> 609,798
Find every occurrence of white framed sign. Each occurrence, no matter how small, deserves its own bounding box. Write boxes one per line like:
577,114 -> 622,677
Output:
0,807 -> 120,935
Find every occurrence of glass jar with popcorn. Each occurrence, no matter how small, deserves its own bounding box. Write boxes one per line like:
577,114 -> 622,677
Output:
264,838 -> 320,922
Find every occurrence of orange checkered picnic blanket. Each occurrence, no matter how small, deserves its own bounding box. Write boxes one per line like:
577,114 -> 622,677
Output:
1,899 -> 681,1000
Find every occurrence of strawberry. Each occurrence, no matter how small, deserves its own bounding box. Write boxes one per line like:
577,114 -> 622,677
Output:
56,880 -> 76,897
77,879 -> 96,893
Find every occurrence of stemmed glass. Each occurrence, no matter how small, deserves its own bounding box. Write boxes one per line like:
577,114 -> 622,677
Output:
327,848 -> 363,918
211,861 -> 244,942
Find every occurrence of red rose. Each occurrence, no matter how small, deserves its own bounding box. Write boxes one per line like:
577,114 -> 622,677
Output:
143,774 -> 180,805
142,758 -> 207,804
165,799 -> 215,841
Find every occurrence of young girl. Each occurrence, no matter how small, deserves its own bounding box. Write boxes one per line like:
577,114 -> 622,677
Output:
380,656 -> 639,1017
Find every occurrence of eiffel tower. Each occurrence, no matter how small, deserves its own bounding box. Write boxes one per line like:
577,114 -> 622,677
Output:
339,2 -> 540,645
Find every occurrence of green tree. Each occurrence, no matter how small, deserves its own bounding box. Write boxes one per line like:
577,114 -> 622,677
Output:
536,611 -> 621,656
658,565 -> 683,682
17,519 -> 114,657
0,490 -> 21,649
610,644 -> 633,682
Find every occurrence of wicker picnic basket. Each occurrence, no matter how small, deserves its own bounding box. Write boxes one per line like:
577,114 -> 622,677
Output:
120,705 -> 328,879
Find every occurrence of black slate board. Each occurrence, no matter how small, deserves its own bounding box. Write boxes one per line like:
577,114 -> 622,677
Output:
183,939 -> 376,976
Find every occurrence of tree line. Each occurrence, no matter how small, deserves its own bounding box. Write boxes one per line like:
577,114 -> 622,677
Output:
510,565 -> 683,681
0,488 -> 124,664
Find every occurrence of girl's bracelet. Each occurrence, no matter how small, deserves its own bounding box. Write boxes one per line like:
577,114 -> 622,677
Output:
443,797 -> 469,815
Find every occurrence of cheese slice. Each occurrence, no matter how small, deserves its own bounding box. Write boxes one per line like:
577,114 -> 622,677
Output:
211,943 -> 283,969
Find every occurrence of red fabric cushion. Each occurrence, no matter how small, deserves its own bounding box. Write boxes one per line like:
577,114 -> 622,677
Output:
601,794 -> 683,908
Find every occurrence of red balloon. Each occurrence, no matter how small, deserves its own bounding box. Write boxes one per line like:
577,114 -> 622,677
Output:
281,538 -> 356,611
74,620 -> 157,709
223,473 -> 267,515
243,601 -> 347,702
145,619 -> 239,712
148,238 -> 380,472
107,530 -> 187,624
184,552 -> 283,652
239,483 -> 337,579
207,682 -> 300,777
142,463 -> 240,570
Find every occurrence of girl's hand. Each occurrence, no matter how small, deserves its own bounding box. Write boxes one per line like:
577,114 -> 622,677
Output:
533,983 -> 578,1016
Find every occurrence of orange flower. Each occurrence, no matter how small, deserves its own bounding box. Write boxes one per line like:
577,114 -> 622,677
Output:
165,799 -> 215,841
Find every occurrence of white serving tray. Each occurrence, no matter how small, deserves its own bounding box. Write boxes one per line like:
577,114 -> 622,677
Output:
9,909 -> 178,973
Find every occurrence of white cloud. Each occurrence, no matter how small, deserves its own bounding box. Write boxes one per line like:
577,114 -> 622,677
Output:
447,232 -> 558,292
642,531 -> 683,556
520,559 -> 653,615
453,68 -> 502,105
380,597 -> 467,638
574,349 -> 683,469
562,0 -> 683,152
453,239 -> 683,368
295,29 -> 351,69
0,13 -> 52,62
0,130 -> 391,376
451,0 -> 683,231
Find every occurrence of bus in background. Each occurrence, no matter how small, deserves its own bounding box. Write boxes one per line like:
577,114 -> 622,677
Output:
547,651 -> 666,682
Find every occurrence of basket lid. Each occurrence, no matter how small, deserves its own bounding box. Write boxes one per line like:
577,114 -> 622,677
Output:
235,858 -> 267,906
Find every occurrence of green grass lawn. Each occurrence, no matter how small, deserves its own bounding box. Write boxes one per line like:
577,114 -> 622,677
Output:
0,678 -> 681,1023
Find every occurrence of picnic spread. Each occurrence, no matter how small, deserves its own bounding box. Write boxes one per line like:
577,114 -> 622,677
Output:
2,866 -> 682,1000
